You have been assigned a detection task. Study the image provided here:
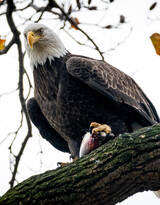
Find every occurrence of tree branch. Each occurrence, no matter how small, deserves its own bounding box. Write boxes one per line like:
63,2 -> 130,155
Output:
1,124 -> 160,205
5,0 -> 32,188
49,0 -> 104,60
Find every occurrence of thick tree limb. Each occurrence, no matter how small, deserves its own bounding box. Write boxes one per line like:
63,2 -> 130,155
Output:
1,124 -> 160,205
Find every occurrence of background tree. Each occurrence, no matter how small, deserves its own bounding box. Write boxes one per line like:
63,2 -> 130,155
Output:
0,0 -> 160,204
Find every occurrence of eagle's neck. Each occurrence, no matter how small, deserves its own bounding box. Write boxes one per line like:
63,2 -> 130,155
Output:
27,38 -> 67,69
33,54 -> 70,102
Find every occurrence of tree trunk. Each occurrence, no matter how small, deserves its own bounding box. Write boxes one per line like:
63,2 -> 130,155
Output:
1,124 -> 160,205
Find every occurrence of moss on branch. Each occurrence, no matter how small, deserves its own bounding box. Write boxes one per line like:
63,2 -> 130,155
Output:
1,124 -> 160,205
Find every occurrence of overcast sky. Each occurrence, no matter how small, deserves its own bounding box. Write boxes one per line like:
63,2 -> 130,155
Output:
0,0 -> 160,204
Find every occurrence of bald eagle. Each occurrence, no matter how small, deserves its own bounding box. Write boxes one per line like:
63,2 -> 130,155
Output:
24,23 -> 159,161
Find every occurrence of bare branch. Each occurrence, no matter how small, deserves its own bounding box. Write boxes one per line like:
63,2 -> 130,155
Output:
63,28 -> 94,49
31,4 -> 46,12
0,88 -> 18,99
5,0 -> 32,188
105,25 -> 133,54
23,68 -> 33,101
35,6 -> 46,23
49,0 -> 104,60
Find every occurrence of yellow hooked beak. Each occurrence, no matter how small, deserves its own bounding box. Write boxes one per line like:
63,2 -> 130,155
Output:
27,31 -> 41,49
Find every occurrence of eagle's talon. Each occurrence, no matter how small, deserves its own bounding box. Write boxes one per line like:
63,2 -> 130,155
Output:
58,156 -> 78,167
69,155 -> 79,161
90,122 -> 112,135
79,123 -> 113,158
57,162 -> 69,167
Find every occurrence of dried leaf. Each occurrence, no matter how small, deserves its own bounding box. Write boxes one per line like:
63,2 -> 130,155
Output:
0,38 -> 5,50
149,2 -> 157,10
150,33 -> 160,55
71,17 -> 80,30
120,15 -> 125,23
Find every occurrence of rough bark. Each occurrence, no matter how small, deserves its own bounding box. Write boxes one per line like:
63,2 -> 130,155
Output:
1,124 -> 160,205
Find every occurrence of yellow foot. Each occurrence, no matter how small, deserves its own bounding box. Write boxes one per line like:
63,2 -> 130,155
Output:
90,122 -> 112,135
73,156 -> 79,161
57,156 -> 78,167
57,162 -> 69,167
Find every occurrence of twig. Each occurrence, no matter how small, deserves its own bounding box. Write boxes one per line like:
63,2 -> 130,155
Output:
105,25 -> 133,54
49,0 -> 104,60
23,68 -> 33,101
63,28 -> 94,49
0,0 -> 33,16
35,6 -> 46,23
0,88 -> 18,99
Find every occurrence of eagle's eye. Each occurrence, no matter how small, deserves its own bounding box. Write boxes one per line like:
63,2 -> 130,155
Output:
37,28 -> 43,35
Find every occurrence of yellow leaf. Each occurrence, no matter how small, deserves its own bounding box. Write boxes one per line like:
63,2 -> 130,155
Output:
150,33 -> 160,55
0,39 -> 5,51
71,17 -> 80,30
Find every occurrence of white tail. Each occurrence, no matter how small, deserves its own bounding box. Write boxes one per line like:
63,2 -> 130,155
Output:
154,190 -> 160,198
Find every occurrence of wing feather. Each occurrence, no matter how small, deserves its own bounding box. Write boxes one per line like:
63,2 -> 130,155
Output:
66,56 -> 159,124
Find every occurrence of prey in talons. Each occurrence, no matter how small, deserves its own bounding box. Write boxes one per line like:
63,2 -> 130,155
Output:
79,122 -> 115,157
90,122 -> 112,135
58,122 -> 114,166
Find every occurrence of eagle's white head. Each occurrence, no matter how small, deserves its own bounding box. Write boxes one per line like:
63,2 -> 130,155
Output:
24,23 -> 67,68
